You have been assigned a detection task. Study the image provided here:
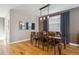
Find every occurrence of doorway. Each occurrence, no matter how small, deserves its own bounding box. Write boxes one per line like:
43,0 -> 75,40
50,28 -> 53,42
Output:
0,18 -> 5,45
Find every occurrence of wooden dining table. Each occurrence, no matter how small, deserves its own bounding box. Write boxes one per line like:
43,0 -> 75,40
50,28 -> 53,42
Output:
31,33 -> 66,55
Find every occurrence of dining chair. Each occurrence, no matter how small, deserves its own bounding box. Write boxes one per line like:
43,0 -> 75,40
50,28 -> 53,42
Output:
30,32 -> 39,46
37,32 -> 48,50
41,32 -> 49,50
46,32 -> 56,51
37,32 -> 44,48
30,32 -> 35,44
48,32 -> 62,55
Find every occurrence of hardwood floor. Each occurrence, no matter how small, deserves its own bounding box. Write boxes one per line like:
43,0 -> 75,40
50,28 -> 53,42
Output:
9,41 -> 79,55
0,40 -> 79,55
0,40 -> 4,45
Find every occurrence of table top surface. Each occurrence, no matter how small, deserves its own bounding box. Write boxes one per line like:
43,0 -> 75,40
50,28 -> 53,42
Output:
48,36 -> 61,39
33,35 -> 61,40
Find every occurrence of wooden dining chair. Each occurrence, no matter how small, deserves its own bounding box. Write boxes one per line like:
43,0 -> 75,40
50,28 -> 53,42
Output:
48,32 -> 62,55
37,32 -> 44,48
46,32 -> 56,51
55,32 -> 66,49
41,32 -> 49,51
37,32 -> 48,50
30,32 -> 35,44
30,32 -> 38,46
49,38 -> 62,55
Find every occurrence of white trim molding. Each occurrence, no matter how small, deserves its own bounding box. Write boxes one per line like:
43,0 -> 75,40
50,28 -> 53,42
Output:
9,39 -> 30,44
69,43 -> 79,47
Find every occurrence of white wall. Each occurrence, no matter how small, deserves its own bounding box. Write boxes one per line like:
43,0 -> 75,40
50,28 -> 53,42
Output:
70,7 -> 79,44
0,18 -> 4,40
10,9 -> 38,43
5,10 -> 10,44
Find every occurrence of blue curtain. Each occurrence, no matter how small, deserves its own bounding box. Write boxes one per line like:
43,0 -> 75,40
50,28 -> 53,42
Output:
61,11 -> 70,44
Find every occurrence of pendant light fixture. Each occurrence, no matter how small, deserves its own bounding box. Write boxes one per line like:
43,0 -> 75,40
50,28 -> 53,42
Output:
39,4 -> 50,20
47,5 -> 50,19
47,15 -> 49,19
40,17 -> 42,20
39,8 -> 42,21
43,16 -> 46,20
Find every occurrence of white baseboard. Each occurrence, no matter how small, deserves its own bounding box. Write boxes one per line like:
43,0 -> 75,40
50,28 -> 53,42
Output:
9,39 -> 30,44
69,43 -> 79,47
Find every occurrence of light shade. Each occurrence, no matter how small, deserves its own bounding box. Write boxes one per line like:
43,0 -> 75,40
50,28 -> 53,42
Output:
40,17 -> 42,20
43,17 -> 46,20
47,16 -> 50,19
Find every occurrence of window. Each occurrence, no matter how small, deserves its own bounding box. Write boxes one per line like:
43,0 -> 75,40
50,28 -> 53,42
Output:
48,15 -> 61,32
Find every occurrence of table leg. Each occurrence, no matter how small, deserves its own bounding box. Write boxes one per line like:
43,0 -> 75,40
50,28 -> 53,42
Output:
41,41 -> 44,51
30,38 -> 33,44
64,41 -> 66,49
54,45 -> 56,55
35,39 -> 37,47
58,43 -> 62,55
38,40 -> 40,48
53,39 -> 56,55
47,43 -> 49,51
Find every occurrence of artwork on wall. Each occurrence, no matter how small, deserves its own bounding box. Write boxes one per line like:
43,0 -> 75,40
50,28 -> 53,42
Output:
19,21 -> 25,30
19,21 -> 35,30
31,23 -> 35,30
29,22 -> 31,29
19,21 -> 23,30
25,22 -> 28,30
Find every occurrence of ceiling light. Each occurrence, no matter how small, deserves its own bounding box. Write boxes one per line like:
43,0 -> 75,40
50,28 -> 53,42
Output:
47,16 -> 50,19
43,17 -> 46,20
40,17 -> 42,20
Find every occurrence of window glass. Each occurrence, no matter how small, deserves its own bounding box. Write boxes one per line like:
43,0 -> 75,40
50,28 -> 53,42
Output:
48,15 -> 61,32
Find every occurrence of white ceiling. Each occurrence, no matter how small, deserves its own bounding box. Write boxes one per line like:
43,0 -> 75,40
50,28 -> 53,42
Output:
0,4 -> 79,17
0,4 -> 45,17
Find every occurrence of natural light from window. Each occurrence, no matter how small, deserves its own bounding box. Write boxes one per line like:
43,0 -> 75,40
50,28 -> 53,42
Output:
48,15 -> 61,32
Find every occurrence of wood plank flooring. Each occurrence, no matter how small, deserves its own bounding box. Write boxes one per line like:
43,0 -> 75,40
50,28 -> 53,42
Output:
0,40 -> 4,45
0,40 -> 79,55
9,41 -> 79,55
